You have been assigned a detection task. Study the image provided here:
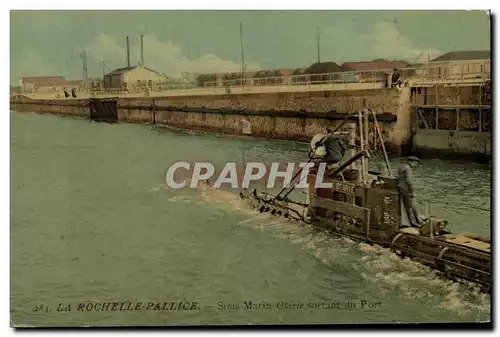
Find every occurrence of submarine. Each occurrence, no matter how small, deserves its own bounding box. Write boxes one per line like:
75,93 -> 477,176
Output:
239,109 -> 491,291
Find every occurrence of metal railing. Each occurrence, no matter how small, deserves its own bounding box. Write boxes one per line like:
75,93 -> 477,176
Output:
204,70 -> 390,88
203,60 -> 491,90
18,60 -> 490,99
411,82 -> 492,107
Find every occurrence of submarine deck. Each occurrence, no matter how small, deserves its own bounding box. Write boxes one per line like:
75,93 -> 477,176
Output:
399,227 -> 490,253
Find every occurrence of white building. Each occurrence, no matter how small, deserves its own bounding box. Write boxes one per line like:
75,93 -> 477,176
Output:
427,50 -> 490,80
104,66 -> 165,91
20,76 -> 84,95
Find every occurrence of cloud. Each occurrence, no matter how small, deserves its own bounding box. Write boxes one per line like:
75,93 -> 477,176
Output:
85,34 -> 260,76
322,21 -> 441,63
366,22 -> 441,62
10,23 -> 438,85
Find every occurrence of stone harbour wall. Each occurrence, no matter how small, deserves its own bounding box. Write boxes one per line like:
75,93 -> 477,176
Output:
11,88 -> 412,154
10,97 -> 90,118
150,89 -> 401,116
114,88 -> 410,152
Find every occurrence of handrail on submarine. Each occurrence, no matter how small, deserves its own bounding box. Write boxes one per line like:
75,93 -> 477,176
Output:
272,108 -> 402,202
277,149 -> 369,202
368,108 -> 392,176
273,113 -> 354,202
327,150 -> 369,178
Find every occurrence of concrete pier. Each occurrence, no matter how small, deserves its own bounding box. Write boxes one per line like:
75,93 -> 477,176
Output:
10,83 -> 491,160
11,87 -> 412,154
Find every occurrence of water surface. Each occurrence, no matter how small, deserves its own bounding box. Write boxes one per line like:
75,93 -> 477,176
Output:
11,111 -> 491,326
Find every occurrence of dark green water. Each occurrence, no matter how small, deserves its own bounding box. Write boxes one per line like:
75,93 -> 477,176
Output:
10,111 -> 491,327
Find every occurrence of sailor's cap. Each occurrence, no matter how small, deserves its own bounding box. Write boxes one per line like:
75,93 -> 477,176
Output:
408,156 -> 420,162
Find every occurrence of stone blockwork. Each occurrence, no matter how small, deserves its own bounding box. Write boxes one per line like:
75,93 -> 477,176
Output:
116,98 -> 153,124
115,88 -> 409,150
11,88 -> 412,154
10,96 -> 90,118
150,89 -> 401,115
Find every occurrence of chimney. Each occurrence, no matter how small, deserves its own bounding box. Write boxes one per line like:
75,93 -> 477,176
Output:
141,34 -> 144,66
126,36 -> 130,68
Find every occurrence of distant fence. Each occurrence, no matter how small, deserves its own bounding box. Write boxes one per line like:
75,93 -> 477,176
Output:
19,60 -> 491,99
203,60 -> 491,89
88,83 -> 195,97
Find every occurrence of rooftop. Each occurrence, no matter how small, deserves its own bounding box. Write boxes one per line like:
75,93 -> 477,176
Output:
430,50 -> 491,62
106,65 -> 165,77
306,62 -> 346,74
21,76 -> 68,87
341,60 -> 410,71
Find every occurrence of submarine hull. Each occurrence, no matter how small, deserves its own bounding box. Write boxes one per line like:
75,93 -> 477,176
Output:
242,173 -> 491,290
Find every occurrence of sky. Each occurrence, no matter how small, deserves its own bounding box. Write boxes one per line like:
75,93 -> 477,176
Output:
10,10 -> 490,85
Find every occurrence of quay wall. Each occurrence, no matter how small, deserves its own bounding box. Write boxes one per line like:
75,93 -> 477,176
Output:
11,85 -> 489,160
412,129 -> 491,161
11,88 -> 411,154
114,88 -> 410,152
10,98 -> 90,118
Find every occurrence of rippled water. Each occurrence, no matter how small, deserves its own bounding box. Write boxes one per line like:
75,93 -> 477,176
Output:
10,111 -> 491,327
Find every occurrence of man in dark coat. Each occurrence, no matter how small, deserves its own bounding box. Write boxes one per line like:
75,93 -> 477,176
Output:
397,156 -> 421,227
311,132 -> 346,165
391,69 -> 401,88
323,135 -> 346,165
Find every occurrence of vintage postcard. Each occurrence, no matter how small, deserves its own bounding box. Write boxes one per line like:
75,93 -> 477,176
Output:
9,9 -> 491,328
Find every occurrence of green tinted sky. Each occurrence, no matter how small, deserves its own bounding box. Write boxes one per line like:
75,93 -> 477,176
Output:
10,10 -> 490,84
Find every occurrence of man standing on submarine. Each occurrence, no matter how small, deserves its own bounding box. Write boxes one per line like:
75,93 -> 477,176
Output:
397,156 -> 421,228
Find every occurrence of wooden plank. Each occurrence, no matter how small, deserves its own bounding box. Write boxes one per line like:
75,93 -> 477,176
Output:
444,235 -> 490,253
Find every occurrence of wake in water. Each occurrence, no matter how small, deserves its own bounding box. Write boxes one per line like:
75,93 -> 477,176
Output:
195,182 -> 490,319
356,243 -> 490,317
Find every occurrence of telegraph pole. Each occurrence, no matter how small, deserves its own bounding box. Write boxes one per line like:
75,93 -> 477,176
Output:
101,61 -> 113,88
316,27 -> 321,63
70,50 -> 88,87
126,36 -> 131,68
82,50 -> 88,84
240,22 -> 245,80
141,34 -> 144,66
